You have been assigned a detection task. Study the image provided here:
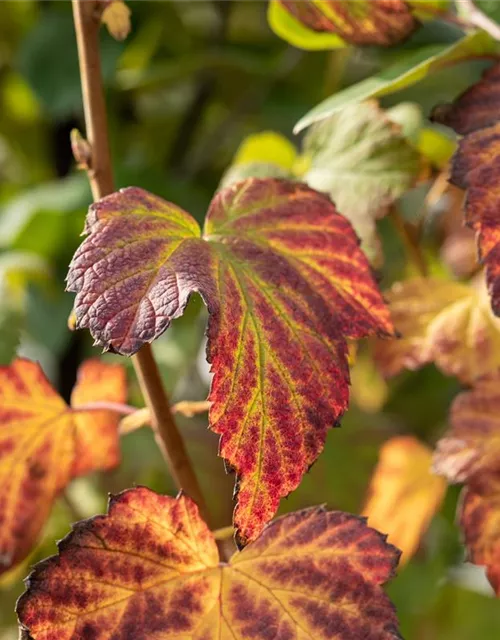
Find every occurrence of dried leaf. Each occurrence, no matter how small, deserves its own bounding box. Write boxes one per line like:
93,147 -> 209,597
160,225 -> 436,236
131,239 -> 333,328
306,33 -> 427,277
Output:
432,63 -> 500,316
101,0 -> 131,41
363,436 -> 447,564
17,487 -> 402,639
0,358 -> 126,574
374,276 -> 500,384
270,0 -> 417,48
67,179 -> 394,545
303,101 -> 422,263
434,377 -> 500,486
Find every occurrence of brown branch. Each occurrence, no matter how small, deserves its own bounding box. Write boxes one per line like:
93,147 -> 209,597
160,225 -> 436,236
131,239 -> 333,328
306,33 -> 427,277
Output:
71,0 -> 211,526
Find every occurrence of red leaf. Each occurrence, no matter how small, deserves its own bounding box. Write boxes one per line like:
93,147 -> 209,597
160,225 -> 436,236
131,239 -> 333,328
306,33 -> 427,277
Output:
274,0 -> 417,46
432,63 -> 500,315
17,487 -> 402,639
67,178 -> 394,544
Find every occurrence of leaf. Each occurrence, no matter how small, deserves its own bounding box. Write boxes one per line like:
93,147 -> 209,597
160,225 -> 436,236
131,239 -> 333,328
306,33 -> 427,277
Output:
268,0 -> 417,50
17,487 -> 402,640
431,63 -> 500,316
0,358 -> 126,575
295,31 -> 496,133
459,479 -> 500,596
434,377 -> 500,486
374,276 -> 500,384
101,0 -> 131,41
66,179 -> 394,544
303,101 -> 423,264
363,436 -> 447,564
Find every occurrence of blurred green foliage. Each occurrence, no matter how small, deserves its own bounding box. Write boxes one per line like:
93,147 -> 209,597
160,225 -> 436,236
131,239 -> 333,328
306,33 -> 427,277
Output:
0,1 -> 499,637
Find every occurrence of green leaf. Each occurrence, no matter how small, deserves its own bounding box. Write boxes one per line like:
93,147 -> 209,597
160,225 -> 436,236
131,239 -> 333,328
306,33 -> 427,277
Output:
302,101 -> 422,264
220,131 -> 298,188
294,31 -> 496,133
267,0 -> 346,50
233,131 -> 298,170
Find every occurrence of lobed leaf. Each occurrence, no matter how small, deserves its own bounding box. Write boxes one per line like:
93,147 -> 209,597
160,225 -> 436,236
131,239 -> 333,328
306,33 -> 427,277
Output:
363,436 -> 446,564
67,178 -> 394,545
295,31 -> 496,133
432,63 -> 500,316
17,486 -> 402,639
0,358 -> 126,575
268,0 -> 417,50
374,276 -> 500,384
303,101 -> 422,264
434,377 -> 500,487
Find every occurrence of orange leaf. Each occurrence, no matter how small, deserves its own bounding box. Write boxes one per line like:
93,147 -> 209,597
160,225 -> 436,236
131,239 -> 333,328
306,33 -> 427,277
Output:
363,436 -> 446,564
374,276 -> 500,384
460,479 -> 500,596
0,358 -> 126,575
17,487 -> 402,639
432,63 -> 500,317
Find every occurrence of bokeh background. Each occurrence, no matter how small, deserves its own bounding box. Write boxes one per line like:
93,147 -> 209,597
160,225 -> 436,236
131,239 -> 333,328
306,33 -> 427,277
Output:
1,1 -> 499,637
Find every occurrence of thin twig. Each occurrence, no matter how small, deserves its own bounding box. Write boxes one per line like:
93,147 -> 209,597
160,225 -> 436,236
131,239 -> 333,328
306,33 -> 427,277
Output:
72,401 -> 137,415
71,0 -> 211,526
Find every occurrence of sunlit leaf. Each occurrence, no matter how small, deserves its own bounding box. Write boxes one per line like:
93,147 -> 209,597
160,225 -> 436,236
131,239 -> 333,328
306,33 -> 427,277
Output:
363,436 -> 447,564
268,0 -> 417,50
460,479 -> 500,596
17,487 -> 402,639
432,63 -> 500,316
67,179 -> 394,544
295,31 -> 496,133
0,359 -> 126,575
303,101 -> 422,264
374,276 -> 500,384
101,0 -> 131,42
434,377 -> 500,486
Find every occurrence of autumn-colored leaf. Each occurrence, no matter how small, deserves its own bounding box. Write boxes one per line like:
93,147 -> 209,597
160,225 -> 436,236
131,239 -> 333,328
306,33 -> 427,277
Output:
17,486 -> 402,639
101,0 -> 131,41
431,63 -> 500,316
434,377 -> 500,486
303,101 -> 423,264
67,178 -> 394,545
271,0 -> 417,47
459,479 -> 500,596
0,358 -> 126,575
363,436 -> 446,564
374,276 -> 500,384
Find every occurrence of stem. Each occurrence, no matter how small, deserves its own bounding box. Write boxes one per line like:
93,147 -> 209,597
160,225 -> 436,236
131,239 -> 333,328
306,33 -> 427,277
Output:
457,0 -> 500,41
389,208 -> 428,277
72,401 -> 138,415
71,0 -> 211,526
